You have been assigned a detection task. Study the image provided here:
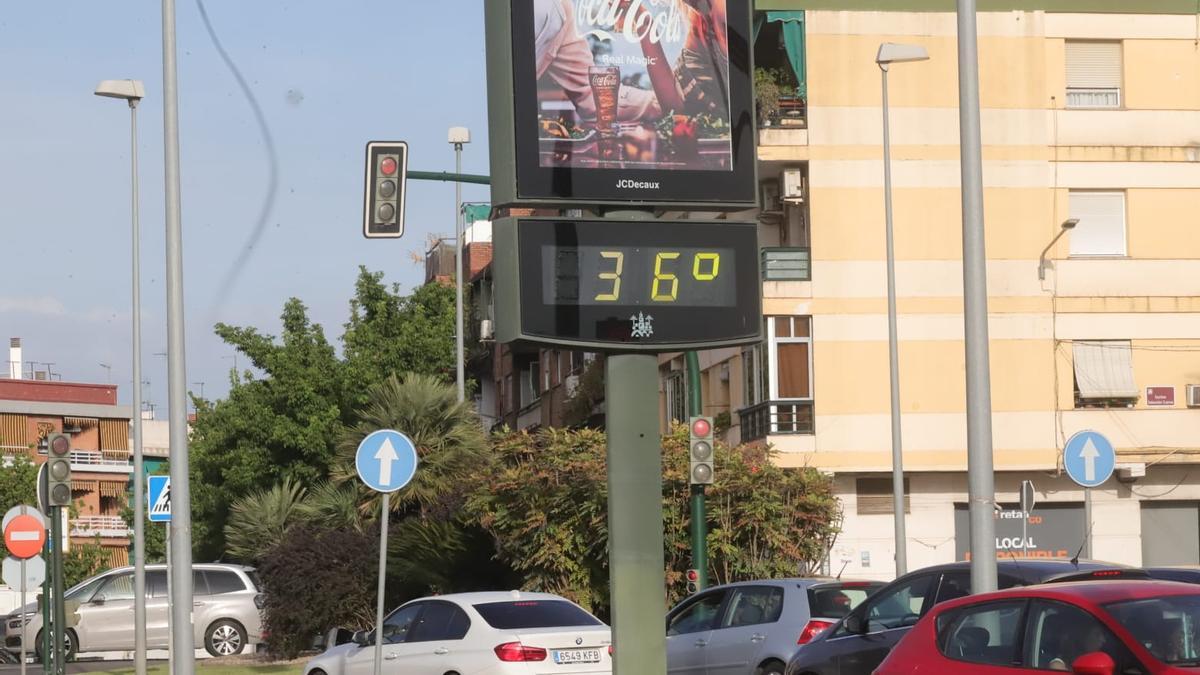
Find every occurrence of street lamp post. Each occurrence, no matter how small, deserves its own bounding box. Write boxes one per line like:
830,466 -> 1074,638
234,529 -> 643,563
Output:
875,43 -> 929,577
93,78 -> 147,675
449,127 -> 470,403
1038,219 -> 1079,281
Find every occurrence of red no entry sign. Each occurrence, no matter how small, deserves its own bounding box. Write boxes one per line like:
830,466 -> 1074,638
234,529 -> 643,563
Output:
4,514 -> 45,559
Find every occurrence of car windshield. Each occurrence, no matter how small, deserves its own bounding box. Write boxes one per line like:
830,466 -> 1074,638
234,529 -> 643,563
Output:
65,575 -> 107,602
1105,594 -> 1200,665
472,600 -> 603,630
808,583 -> 883,618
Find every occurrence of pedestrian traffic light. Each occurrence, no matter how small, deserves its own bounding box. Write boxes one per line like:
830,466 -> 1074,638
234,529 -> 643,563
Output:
362,141 -> 408,239
46,433 -> 72,507
688,416 -> 714,485
686,569 -> 700,594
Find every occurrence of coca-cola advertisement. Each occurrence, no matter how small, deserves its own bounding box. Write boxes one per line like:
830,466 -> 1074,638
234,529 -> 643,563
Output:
487,0 -> 754,206
534,0 -> 734,171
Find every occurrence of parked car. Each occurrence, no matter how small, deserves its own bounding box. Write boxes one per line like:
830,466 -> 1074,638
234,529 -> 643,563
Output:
666,578 -> 884,675
784,559 -> 1141,675
303,591 -> 611,675
1144,567 -> 1200,585
3,563 -> 263,659
876,579 -> 1200,674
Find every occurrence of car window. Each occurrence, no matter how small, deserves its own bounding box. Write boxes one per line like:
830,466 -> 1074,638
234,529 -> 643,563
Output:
937,600 -> 1024,666
472,600 -> 602,629
192,570 -> 210,596
147,571 -> 167,598
865,574 -> 935,632
203,570 -> 247,595
244,569 -> 262,591
668,591 -> 726,636
808,583 -> 882,619
381,603 -> 423,644
936,572 -> 971,605
66,576 -> 107,603
97,573 -> 134,602
1025,600 -> 1144,674
409,601 -> 471,642
720,586 -> 783,628
1106,595 -> 1200,666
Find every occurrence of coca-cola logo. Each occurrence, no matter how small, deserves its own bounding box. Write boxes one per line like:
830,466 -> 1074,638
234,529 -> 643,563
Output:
576,0 -> 686,46
590,72 -> 619,87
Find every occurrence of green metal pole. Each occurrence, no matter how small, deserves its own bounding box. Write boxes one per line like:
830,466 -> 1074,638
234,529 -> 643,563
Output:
50,507 -> 65,675
605,354 -> 668,675
40,571 -> 49,673
685,351 -> 708,591
407,170 -> 491,186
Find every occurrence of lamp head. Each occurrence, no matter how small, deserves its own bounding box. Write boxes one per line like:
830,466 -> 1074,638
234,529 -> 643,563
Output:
448,127 -> 471,144
876,43 -> 930,66
1061,218 -> 1079,230
94,79 -> 145,101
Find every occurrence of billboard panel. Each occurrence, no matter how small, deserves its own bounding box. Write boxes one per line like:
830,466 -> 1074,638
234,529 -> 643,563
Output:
486,0 -> 757,208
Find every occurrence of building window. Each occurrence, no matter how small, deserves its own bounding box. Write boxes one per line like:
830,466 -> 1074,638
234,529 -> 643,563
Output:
856,477 -> 910,516
1073,340 -> 1138,408
1065,41 -> 1121,109
738,316 -> 814,440
1069,191 -> 1126,257
502,374 -> 513,414
519,360 -> 540,409
664,370 -> 686,426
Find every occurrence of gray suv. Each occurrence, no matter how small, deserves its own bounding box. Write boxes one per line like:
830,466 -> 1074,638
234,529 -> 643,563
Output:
4,563 -> 264,659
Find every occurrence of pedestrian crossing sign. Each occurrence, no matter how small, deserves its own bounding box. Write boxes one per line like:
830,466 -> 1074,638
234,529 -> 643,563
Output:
148,475 -> 171,522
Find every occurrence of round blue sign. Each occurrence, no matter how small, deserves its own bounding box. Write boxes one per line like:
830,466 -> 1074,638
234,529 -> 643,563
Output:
1063,430 -> 1115,489
354,429 -> 418,493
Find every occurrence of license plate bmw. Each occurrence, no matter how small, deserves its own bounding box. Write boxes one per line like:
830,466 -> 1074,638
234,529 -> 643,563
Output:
553,648 -> 601,664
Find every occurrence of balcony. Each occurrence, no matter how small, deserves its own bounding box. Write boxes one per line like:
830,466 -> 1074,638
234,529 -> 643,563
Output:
761,248 -> 810,282
70,515 -> 131,538
738,400 -> 814,443
70,451 -> 133,474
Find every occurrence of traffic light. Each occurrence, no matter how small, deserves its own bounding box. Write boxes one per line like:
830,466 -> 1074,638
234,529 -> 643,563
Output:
688,416 -> 714,485
46,433 -> 71,507
362,141 -> 408,239
686,569 -> 700,594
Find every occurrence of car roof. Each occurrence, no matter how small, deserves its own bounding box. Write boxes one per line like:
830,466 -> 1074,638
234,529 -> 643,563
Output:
413,591 -> 579,605
702,577 -> 882,591
933,579 -> 1200,614
105,563 -> 255,574
899,558 -> 1124,582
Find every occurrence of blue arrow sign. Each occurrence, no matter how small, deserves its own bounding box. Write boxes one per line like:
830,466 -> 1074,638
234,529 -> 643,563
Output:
147,475 -> 171,522
355,430 -> 418,494
1063,431 -> 1115,489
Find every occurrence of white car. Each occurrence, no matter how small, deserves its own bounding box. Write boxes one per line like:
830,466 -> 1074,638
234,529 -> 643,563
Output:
303,591 -> 612,675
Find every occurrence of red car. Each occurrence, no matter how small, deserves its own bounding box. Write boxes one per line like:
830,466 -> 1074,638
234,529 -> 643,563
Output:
875,580 -> 1200,675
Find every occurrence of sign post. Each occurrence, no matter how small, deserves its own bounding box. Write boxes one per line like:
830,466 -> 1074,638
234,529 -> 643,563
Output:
1019,481 -> 1036,558
354,430 -> 418,675
1063,431 -> 1116,559
147,476 -> 172,675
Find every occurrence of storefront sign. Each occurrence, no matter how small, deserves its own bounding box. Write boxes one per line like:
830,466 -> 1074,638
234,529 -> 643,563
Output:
954,502 -> 1085,561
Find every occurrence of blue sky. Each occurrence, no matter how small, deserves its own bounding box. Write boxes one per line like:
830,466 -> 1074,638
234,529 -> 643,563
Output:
0,1 -> 491,411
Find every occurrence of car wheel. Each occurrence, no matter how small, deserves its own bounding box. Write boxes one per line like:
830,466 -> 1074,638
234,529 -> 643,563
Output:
756,659 -> 786,675
205,619 -> 247,657
34,629 -> 76,662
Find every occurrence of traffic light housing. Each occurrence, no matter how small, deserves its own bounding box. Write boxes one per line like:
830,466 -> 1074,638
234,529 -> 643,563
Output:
362,141 -> 408,239
688,416 -> 714,485
686,569 -> 700,594
46,433 -> 72,507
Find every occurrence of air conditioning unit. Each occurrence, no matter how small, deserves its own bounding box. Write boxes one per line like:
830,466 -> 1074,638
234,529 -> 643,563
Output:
1117,463 -> 1146,482
1187,384 -> 1200,408
760,180 -> 782,213
480,319 -> 495,341
782,168 -> 805,202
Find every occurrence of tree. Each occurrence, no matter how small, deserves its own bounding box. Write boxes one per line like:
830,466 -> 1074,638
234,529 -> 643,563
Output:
0,455 -> 39,559
224,479 -> 307,564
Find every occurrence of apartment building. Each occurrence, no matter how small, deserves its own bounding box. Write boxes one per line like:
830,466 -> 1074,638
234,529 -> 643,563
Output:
661,1 -> 1200,579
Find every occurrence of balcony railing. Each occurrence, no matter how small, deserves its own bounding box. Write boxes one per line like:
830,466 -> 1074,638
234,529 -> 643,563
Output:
70,516 -> 131,538
1066,88 -> 1120,109
762,248 -> 811,281
738,400 -> 814,442
70,451 -> 133,473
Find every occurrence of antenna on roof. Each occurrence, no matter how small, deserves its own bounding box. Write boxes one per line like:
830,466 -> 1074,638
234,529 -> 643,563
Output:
1069,519 -> 1095,567
835,560 -> 849,580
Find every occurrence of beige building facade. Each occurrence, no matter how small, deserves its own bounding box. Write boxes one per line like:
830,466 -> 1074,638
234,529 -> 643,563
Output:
663,1 -> 1200,580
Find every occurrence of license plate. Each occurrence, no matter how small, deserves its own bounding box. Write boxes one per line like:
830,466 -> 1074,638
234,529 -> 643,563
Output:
553,648 -> 601,664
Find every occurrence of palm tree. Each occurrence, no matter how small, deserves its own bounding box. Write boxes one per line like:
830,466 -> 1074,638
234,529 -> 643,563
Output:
333,372 -> 491,517
224,478 -> 307,563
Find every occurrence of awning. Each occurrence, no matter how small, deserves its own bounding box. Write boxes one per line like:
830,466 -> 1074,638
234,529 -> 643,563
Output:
99,481 -> 128,499
1073,341 -> 1138,399
71,479 -> 98,492
756,11 -> 807,100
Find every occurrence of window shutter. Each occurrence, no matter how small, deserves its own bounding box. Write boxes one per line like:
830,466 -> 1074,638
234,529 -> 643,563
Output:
1068,192 -> 1126,256
1073,341 -> 1138,399
1066,42 -> 1121,89
856,478 -> 910,515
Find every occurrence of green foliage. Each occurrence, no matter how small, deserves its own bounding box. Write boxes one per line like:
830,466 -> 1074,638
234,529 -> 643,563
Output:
258,523 -> 379,659
562,358 -> 605,428
754,67 -> 796,124
224,479 -> 308,564
0,455 -> 39,559
469,426 -> 841,619
64,538 -> 110,588
121,490 -> 166,564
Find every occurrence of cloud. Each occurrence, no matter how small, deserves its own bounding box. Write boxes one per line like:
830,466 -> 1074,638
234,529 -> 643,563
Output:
0,296 -> 66,316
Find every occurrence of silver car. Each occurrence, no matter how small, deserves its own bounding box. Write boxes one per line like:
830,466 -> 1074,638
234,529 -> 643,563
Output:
666,578 -> 883,675
4,563 -> 264,658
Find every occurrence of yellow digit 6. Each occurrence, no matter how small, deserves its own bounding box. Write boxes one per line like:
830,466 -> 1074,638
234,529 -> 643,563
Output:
594,251 -> 624,302
693,253 -> 720,280
652,252 -> 680,302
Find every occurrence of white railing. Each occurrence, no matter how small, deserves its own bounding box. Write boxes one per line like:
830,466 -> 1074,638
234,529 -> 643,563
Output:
69,451 -> 133,473
1066,87 -> 1120,109
70,516 -> 131,537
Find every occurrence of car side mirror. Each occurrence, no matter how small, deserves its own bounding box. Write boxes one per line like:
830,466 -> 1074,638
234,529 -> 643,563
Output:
92,594 -> 106,606
351,630 -> 369,647
1071,651 -> 1115,675
844,612 -> 866,635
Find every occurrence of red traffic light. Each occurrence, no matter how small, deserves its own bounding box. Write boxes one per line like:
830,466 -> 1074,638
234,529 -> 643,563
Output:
49,434 -> 70,456
691,418 -> 711,437
686,569 -> 699,582
380,156 -> 398,176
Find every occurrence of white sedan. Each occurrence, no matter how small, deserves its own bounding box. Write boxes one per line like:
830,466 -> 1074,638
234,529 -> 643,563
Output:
304,591 -> 612,675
